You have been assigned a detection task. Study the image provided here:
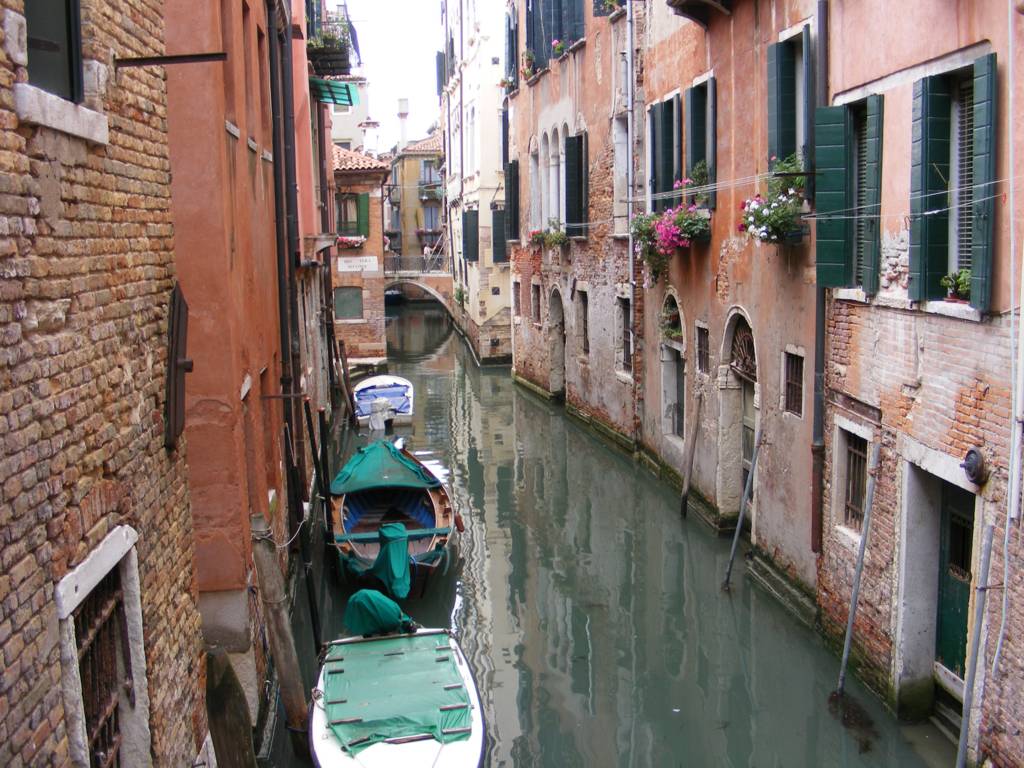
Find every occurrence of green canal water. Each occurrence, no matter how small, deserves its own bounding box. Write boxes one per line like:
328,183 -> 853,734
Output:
277,304 -> 954,767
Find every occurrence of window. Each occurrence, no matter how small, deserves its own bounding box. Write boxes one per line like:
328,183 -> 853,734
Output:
549,127 -> 561,226
26,0 -> 83,102
242,1 -> 255,136
684,78 -> 716,208
905,54 -> 996,310
505,159 -> 521,241
662,346 -> 685,437
421,159 -> 440,184
462,210 -> 479,262
423,205 -> 440,231
577,290 -> 589,354
767,26 -> 812,169
696,326 -> 710,374
617,297 -> 632,372
612,116 -> 629,232
524,0 -> 583,70
530,149 -> 542,228
333,104 -> 352,114
784,352 -> 804,416
513,280 -> 521,316
843,432 -> 868,530
565,132 -> 588,237
334,287 -> 363,319
531,284 -> 541,323
337,193 -> 369,237
648,96 -> 680,212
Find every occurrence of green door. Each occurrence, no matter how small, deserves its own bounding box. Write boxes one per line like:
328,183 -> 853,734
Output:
741,378 -> 755,500
935,483 -> 975,677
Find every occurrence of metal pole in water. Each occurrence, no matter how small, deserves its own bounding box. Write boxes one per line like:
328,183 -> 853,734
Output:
723,428 -> 763,591
679,390 -> 704,518
836,441 -> 881,694
956,523 -> 995,768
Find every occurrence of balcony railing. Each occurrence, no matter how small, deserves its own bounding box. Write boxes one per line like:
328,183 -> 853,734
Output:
384,253 -> 449,274
418,181 -> 443,201
384,230 -> 402,253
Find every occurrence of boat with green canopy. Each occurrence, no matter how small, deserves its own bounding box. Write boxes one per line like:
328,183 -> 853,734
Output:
329,440 -> 462,599
309,590 -> 485,767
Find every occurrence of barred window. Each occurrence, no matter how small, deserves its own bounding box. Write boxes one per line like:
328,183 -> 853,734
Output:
513,281 -> 521,317
578,291 -> 589,354
844,432 -> 868,530
531,284 -> 541,323
784,352 -> 804,416
696,326 -> 710,373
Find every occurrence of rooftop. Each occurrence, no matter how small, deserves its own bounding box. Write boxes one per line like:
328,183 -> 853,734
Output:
398,132 -> 443,157
332,145 -> 390,173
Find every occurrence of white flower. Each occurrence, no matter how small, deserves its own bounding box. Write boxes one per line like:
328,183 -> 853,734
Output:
789,188 -> 796,195
748,225 -> 756,235
750,201 -> 759,210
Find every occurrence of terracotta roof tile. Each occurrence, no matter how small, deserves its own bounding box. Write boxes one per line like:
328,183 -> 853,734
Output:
332,145 -> 390,172
400,132 -> 443,155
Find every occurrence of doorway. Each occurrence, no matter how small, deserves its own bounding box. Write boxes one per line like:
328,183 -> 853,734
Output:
716,314 -> 758,522
936,483 -> 974,678
548,289 -> 566,398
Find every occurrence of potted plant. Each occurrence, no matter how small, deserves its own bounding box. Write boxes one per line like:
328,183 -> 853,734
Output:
940,269 -> 971,303
336,235 -> 366,249
552,38 -> 568,58
520,50 -> 536,80
603,0 -> 622,11
631,212 -> 669,284
529,229 -> 546,247
454,285 -> 466,306
307,19 -> 351,77
737,153 -> 806,244
499,76 -> 515,90
656,203 -> 711,253
544,221 -> 569,248
660,306 -> 684,340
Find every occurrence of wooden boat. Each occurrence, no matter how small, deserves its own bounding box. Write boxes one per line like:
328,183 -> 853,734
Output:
329,440 -> 462,599
353,375 -> 414,427
310,591 -> 484,767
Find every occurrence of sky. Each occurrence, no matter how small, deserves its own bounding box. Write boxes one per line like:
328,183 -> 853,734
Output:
340,0 -> 442,152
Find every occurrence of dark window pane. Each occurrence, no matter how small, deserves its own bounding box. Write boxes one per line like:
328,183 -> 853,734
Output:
27,0 -> 80,102
844,433 -> 868,530
334,287 -> 363,319
697,326 -> 709,373
784,352 -> 804,416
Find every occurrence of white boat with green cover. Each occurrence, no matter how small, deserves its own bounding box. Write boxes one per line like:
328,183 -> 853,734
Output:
309,591 -> 485,767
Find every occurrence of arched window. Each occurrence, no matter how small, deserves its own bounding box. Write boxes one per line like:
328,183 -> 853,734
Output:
550,127 -> 561,228
540,133 -> 550,226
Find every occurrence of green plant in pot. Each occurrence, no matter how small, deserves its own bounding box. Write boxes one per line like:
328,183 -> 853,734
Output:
660,305 -> 683,340
940,269 -> 971,302
544,220 -> 569,248
631,212 -> 668,284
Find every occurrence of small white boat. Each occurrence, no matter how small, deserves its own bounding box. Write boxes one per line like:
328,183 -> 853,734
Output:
353,375 -> 414,427
309,627 -> 485,767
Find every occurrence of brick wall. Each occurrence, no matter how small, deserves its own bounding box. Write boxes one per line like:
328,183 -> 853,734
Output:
0,1 -> 204,764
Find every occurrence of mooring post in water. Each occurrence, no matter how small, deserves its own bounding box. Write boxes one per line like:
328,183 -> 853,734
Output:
679,390 -> 704,518
251,513 -> 309,758
956,523 -> 995,768
723,428 -> 763,591
836,441 -> 881,695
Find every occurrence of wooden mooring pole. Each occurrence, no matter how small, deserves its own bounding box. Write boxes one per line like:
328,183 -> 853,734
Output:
679,391 -> 704,518
956,523 -> 995,768
836,441 -> 881,694
722,428 -> 763,591
251,513 -> 309,758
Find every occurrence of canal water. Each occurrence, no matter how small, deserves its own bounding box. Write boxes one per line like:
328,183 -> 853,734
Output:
291,303 -> 954,767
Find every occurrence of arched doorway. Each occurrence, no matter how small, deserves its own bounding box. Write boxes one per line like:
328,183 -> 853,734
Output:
548,288 -> 566,398
717,312 -> 759,524
660,294 -> 686,439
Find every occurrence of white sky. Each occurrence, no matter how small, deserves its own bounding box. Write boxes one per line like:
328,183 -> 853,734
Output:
340,0 -> 442,152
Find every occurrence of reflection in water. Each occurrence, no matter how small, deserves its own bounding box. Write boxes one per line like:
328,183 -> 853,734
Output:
326,304 -> 945,768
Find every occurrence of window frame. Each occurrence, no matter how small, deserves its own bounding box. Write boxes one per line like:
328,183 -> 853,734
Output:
782,349 -> 804,417
26,0 -> 85,104
577,289 -> 589,355
696,324 -> 710,374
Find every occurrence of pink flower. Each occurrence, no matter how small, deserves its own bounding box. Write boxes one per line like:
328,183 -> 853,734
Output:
737,223 -> 746,233
673,180 -> 683,189
551,39 -> 561,46
683,178 -> 693,185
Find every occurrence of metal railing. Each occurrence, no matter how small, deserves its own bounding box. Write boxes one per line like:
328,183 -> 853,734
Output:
384,253 -> 449,273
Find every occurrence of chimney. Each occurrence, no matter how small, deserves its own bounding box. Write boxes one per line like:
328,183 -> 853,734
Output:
397,98 -> 409,151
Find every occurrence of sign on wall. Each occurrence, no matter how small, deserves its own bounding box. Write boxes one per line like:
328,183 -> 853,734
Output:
337,256 -> 380,273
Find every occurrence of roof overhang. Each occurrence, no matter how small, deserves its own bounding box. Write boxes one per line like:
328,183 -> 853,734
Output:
309,77 -> 359,106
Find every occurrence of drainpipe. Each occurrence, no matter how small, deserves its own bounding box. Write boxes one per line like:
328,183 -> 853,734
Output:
626,0 -> 636,404
267,1 -> 302,535
811,0 -> 829,554
281,14 -> 309,489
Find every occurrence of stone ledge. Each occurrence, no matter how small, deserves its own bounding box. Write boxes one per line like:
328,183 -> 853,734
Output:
920,299 -> 982,322
14,83 -> 109,145
747,552 -> 819,629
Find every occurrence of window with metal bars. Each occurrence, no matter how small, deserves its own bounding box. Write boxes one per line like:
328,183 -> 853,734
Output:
531,283 -> 541,323
696,326 -> 709,373
578,290 -> 589,354
618,297 -> 632,372
74,568 -> 132,768
784,352 -> 804,416
843,432 -> 868,530
852,105 -> 869,287
513,281 -> 521,316
950,74 -> 974,274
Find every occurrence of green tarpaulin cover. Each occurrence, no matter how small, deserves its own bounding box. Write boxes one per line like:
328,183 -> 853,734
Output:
330,440 -> 442,496
369,523 -> 411,599
323,632 -> 472,754
344,589 -> 415,636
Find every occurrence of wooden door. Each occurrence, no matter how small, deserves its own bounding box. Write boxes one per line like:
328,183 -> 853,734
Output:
935,482 -> 975,678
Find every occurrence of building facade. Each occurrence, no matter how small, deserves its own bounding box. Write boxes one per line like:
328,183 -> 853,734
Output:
0,1 -> 207,765
387,132 -> 445,263
441,0 -> 512,363
328,74 -> 375,152
333,146 -> 390,361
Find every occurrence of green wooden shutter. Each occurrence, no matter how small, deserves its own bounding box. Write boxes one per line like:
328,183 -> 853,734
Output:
493,209 -> 508,262
672,94 -> 683,202
768,41 -> 797,164
581,131 -> 589,234
565,134 -> 583,236
909,76 -> 951,301
707,77 -> 717,210
861,94 -> 884,296
660,98 -> 676,208
436,51 -> 445,96
650,102 -> 663,210
463,209 -> 479,261
814,105 -> 853,287
801,25 -> 815,201
971,53 -> 996,313
505,160 -> 520,240
356,192 -> 370,237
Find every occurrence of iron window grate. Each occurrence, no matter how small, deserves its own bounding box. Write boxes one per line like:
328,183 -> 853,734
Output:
784,352 -> 804,416
954,77 -> 974,272
844,432 -> 868,530
74,567 -> 132,768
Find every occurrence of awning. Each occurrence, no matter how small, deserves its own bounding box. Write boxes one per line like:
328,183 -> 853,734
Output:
309,77 -> 358,106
